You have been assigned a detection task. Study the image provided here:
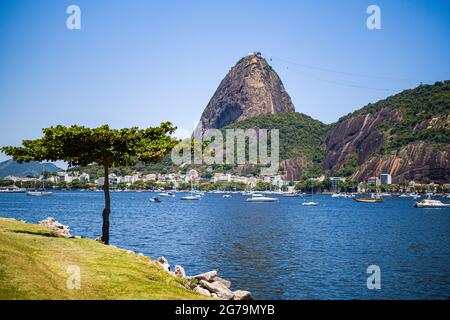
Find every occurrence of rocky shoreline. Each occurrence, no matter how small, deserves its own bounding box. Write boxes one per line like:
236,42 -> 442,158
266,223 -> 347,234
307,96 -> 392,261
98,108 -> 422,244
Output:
37,216 -> 252,300
155,256 -> 252,300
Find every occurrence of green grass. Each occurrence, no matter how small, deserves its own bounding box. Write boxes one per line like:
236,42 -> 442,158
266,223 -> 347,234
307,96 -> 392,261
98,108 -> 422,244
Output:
0,218 -> 209,300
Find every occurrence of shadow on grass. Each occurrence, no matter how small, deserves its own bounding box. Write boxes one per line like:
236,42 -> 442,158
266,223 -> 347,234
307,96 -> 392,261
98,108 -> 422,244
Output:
13,230 -> 57,238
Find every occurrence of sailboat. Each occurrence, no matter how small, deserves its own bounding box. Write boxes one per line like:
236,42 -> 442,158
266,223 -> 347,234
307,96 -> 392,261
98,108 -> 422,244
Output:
181,181 -> 201,200
27,163 -> 53,196
302,183 -> 318,206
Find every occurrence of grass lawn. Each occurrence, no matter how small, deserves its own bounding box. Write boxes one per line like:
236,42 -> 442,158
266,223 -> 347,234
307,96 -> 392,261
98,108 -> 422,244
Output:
0,217 -> 208,300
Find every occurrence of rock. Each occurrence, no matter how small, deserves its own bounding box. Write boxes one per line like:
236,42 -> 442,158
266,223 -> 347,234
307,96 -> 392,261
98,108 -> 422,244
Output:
192,270 -> 217,282
156,256 -> 170,272
199,280 -> 234,300
95,236 -> 102,242
38,217 -> 71,237
193,53 -> 295,137
214,276 -> 231,288
193,285 -> 211,297
174,265 -> 186,278
233,290 -> 253,300
137,253 -> 144,257
211,293 -> 219,298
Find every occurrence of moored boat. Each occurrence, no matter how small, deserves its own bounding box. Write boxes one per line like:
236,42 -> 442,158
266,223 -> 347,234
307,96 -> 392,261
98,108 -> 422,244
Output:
354,194 -> 384,203
158,192 -> 175,197
246,193 -> 278,202
414,199 -> 450,208
181,194 -> 201,200
354,198 -> 384,203
301,201 -> 318,206
27,191 -> 53,196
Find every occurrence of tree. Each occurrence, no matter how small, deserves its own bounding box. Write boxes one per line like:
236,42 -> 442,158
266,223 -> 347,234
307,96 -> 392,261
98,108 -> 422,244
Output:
2,123 -> 177,244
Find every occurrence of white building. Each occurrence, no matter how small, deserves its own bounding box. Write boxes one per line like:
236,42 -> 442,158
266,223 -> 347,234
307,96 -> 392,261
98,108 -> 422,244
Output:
380,173 -> 392,185
330,177 -> 346,192
123,175 -> 140,184
368,177 -> 381,186
63,173 -> 73,183
212,173 -> 231,183
79,173 -> 90,182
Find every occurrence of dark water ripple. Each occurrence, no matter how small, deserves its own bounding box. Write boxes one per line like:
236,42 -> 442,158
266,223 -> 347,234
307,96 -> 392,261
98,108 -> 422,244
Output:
0,192 -> 449,299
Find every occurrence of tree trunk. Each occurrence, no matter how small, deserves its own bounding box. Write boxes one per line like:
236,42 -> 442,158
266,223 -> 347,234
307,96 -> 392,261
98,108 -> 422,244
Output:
101,163 -> 110,245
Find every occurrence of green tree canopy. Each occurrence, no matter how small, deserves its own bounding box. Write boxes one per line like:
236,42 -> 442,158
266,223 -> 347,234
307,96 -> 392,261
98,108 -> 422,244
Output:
2,123 -> 177,244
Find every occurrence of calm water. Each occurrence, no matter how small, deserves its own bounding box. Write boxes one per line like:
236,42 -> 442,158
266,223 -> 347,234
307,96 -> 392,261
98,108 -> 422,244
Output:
0,191 -> 449,300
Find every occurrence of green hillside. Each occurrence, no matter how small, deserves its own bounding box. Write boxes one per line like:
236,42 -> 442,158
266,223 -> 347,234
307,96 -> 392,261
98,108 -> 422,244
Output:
0,218 -> 208,300
223,112 -> 329,176
339,80 -> 450,153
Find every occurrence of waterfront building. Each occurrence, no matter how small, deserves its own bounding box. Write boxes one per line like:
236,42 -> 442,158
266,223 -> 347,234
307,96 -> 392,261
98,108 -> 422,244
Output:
368,177 -> 381,186
330,177 -> 346,192
380,173 -> 392,185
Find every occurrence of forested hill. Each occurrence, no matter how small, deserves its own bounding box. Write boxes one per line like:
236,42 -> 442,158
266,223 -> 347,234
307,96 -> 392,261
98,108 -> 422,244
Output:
223,112 -> 329,178
324,81 -> 449,183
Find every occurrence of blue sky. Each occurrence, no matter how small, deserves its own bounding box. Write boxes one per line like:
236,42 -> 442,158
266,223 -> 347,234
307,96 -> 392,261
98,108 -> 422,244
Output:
1,0 -> 449,163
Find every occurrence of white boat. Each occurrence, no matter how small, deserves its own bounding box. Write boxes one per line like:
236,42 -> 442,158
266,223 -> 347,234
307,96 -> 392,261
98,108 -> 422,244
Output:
223,194 -> 232,198
414,199 -> 450,208
0,188 -> 26,193
181,194 -> 201,201
302,184 -> 318,206
158,192 -> 175,197
27,191 -> 53,196
301,201 -> 318,206
246,193 -> 278,202
331,193 -> 342,198
379,193 -> 392,197
26,163 -> 53,197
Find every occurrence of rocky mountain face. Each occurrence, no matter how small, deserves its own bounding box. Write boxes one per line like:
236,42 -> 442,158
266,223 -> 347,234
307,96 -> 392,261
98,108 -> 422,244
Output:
324,81 -> 450,183
324,107 -> 403,176
194,53 -> 295,138
352,142 -> 449,184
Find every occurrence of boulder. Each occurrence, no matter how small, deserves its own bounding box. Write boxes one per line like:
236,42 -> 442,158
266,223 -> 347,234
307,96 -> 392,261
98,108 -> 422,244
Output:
174,265 -> 186,278
156,256 -> 170,272
193,285 -> 211,297
214,276 -> 231,288
199,280 -> 234,300
233,290 -> 253,300
38,217 -> 71,237
192,270 -> 217,282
